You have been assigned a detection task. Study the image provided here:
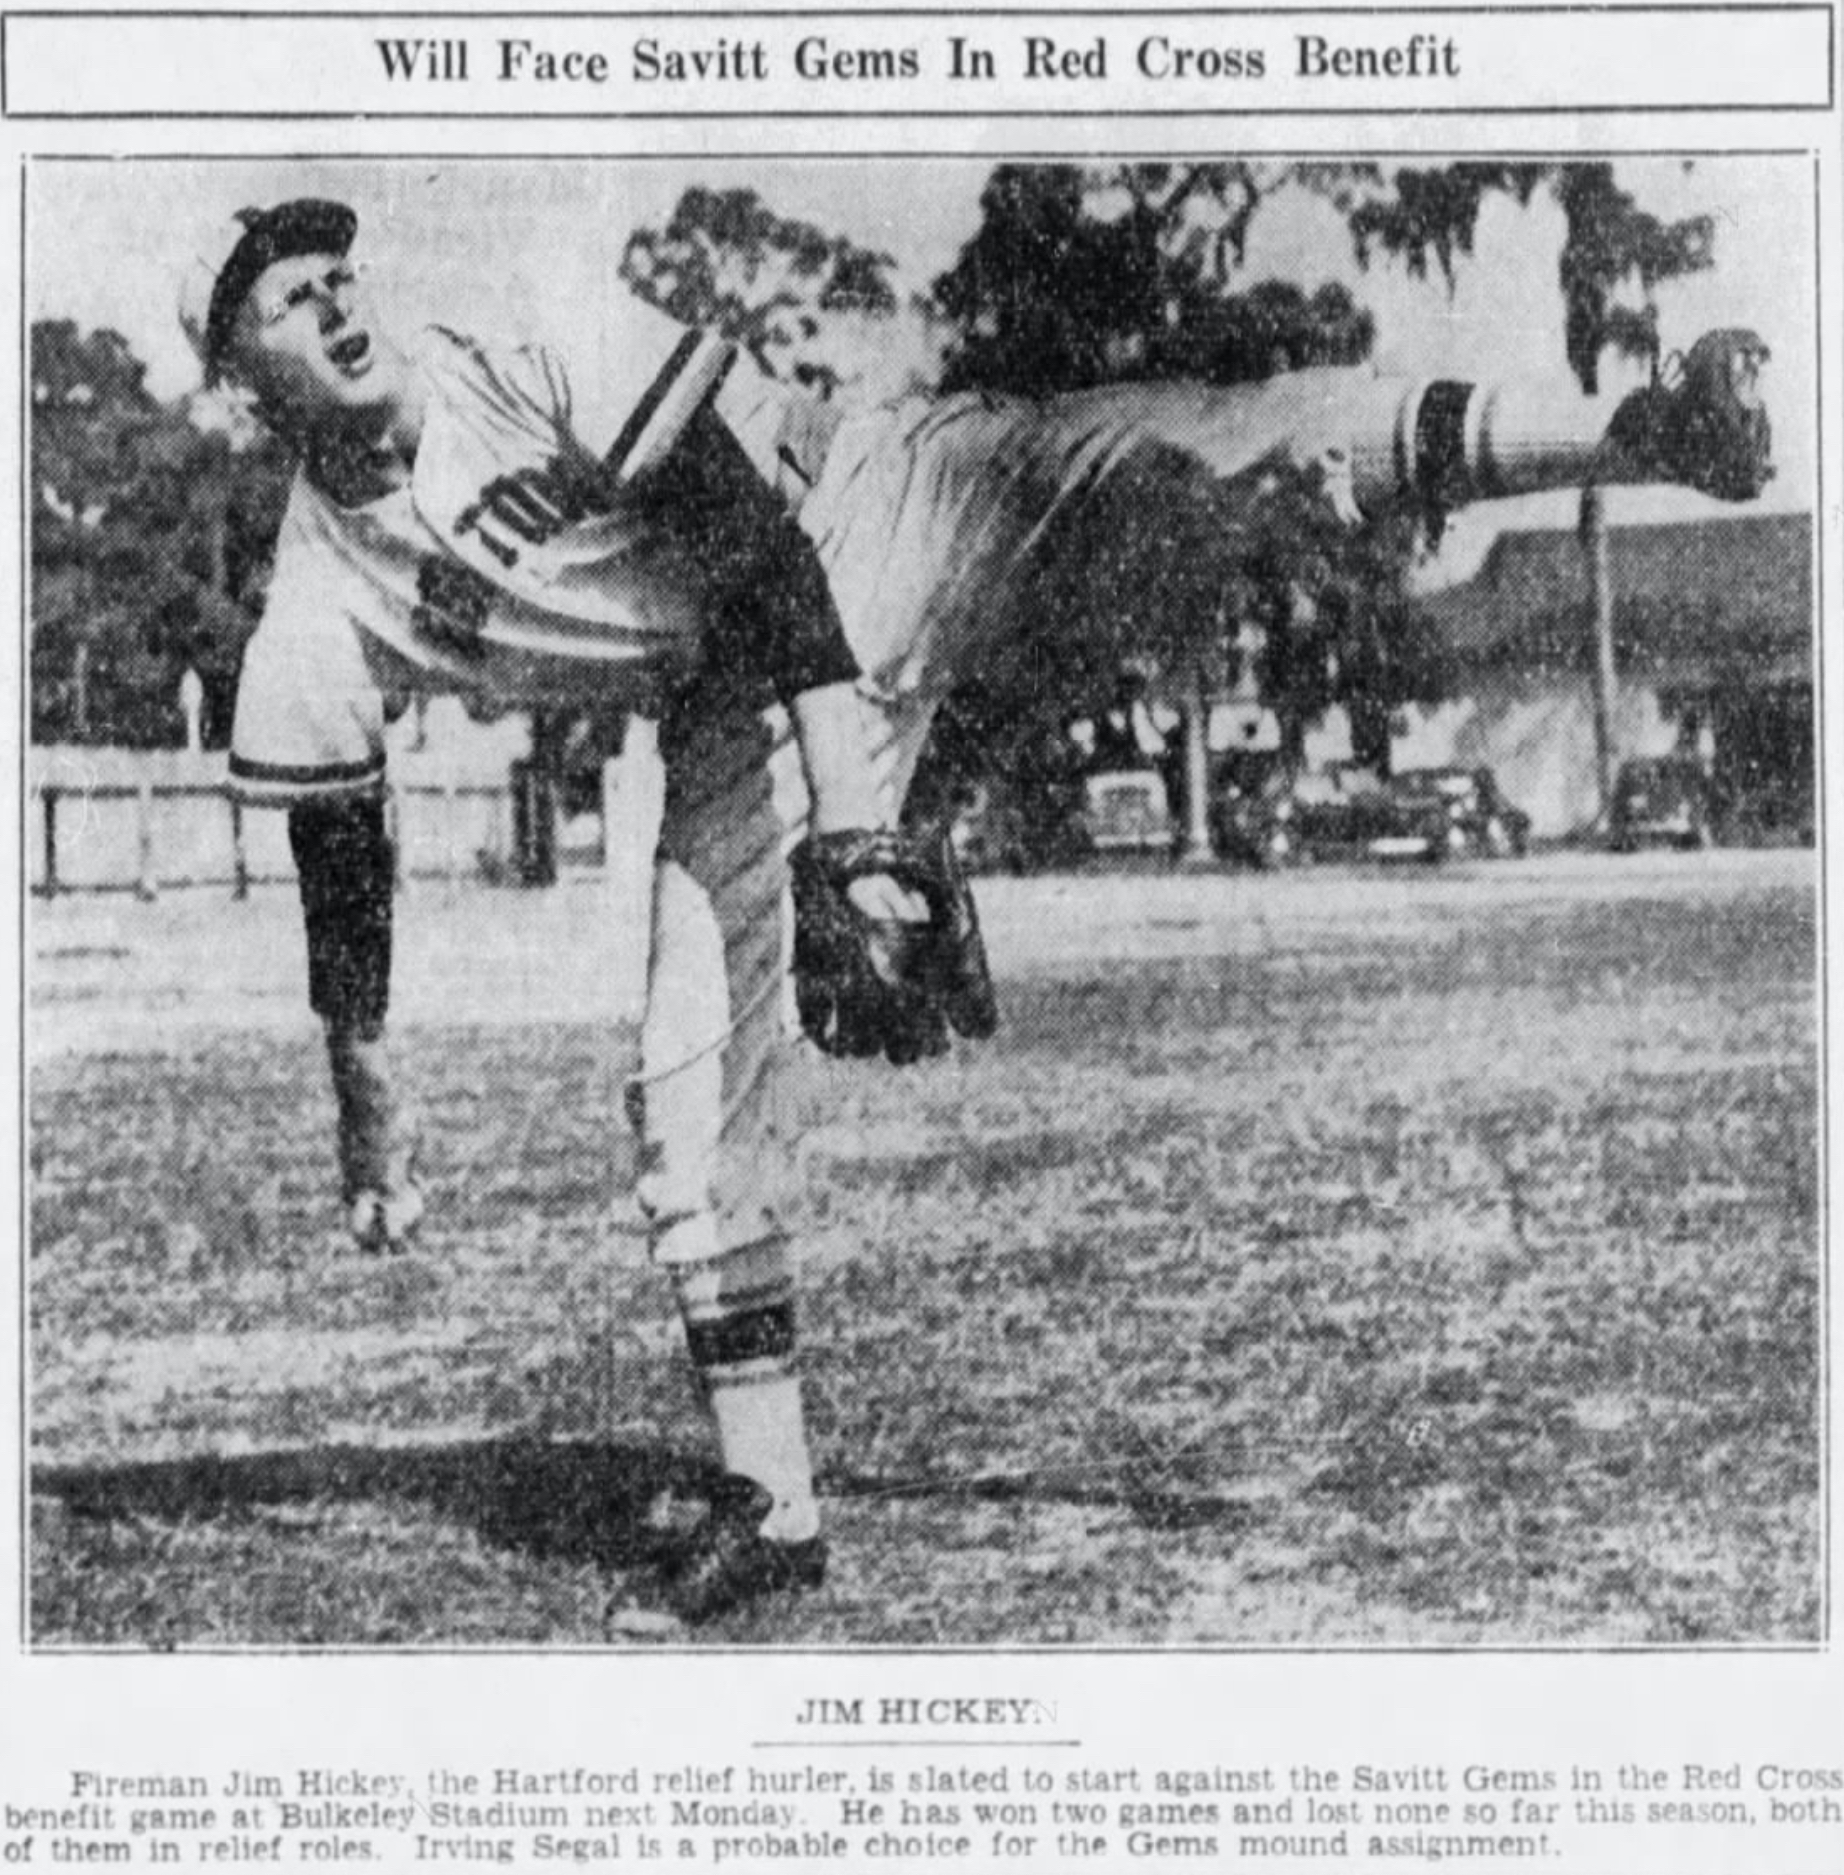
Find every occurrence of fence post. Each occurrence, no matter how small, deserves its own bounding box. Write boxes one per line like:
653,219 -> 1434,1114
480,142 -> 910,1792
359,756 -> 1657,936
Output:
135,780 -> 158,901
510,758 -> 558,887
41,786 -> 58,900
229,795 -> 249,900
384,786 -> 406,895
1177,660 -> 1214,868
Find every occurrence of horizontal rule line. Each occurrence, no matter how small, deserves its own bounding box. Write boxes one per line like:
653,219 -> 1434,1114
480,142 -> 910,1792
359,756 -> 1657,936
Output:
0,5 -> 1833,17
6,104 -> 1828,120
752,1738 -> 1085,1749
26,144 -> 1818,163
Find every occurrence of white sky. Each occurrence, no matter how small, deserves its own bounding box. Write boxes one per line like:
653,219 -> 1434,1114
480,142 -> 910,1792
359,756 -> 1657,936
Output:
29,154 -> 1816,523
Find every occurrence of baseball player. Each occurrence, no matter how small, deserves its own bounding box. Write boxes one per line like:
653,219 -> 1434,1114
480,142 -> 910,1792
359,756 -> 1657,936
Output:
188,197 -> 1770,1624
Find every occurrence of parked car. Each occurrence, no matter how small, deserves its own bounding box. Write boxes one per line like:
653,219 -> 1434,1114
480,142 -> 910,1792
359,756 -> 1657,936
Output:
1216,762 -> 1530,867
1079,769 -> 1177,857
1388,767 -> 1532,859
1608,757 -> 1717,851
1214,762 -> 1397,866
946,773 -> 1095,874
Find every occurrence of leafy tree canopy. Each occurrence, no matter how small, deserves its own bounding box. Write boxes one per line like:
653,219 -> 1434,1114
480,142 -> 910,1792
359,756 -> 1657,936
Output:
933,162 -> 1378,395
31,320 -> 291,745
1345,160 -> 1713,391
620,185 -> 908,398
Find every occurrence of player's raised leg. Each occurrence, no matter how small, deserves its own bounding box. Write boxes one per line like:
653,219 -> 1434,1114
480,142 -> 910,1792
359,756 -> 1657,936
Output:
1086,328 -> 1773,522
795,329 -> 1772,710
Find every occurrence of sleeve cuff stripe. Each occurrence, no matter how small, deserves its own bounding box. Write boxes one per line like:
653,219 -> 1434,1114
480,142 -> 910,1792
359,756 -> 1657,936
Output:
229,753 -> 387,786
1414,379 -> 1476,513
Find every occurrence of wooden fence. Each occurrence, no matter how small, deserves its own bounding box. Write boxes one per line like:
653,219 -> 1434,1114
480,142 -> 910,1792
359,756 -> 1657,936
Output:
29,778 -> 597,898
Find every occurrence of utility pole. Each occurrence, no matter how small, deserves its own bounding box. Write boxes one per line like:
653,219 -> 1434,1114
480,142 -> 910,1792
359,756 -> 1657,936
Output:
1582,484 -> 1619,829
1179,661 -> 1214,866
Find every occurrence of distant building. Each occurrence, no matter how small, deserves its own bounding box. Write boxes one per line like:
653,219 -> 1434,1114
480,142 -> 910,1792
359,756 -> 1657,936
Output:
1400,510 -> 1813,838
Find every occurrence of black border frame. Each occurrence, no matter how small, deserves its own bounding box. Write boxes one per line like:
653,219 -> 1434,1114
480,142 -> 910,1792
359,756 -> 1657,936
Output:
15,142 -> 1834,1659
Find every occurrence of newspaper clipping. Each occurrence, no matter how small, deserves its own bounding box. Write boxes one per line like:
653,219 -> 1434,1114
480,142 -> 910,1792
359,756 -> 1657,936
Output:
6,3 -> 1840,1871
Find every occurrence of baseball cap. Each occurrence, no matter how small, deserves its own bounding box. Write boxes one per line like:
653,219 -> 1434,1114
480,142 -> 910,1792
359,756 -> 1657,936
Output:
178,198 -> 357,383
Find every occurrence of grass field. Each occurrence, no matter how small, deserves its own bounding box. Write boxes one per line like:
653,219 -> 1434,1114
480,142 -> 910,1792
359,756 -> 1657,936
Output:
27,851 -> 1822,1647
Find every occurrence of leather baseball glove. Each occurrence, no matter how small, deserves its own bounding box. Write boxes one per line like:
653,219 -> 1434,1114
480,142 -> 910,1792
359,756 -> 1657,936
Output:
1610,328 -> 1773,504
790,827 -> 999,1067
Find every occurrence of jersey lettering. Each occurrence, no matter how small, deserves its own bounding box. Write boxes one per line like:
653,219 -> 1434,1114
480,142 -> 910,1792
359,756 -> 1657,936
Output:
452,459 -> 603,567
413,554 -> 496,658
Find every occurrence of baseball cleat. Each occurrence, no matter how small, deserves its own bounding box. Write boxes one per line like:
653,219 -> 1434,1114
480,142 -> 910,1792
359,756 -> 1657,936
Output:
347,1178 -> 425,1255
664,1475 -> 828,1625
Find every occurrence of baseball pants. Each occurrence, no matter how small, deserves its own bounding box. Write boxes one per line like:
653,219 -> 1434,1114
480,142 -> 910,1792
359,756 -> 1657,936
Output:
625,374 -> 1363,1266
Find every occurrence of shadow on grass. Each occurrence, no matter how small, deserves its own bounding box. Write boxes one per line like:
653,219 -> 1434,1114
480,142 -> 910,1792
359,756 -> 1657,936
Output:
36,1441 -> 1263,1549
32,1436 -> 732,1572
825,1464 -> 1264,1536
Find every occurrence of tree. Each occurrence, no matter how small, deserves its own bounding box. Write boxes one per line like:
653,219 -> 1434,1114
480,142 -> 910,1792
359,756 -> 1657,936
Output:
1346,161 -> 1712,396
31,320 -> 290,746
934,163 -> 1376,394
926,162 -> 1438,792
619,185 -> 914,399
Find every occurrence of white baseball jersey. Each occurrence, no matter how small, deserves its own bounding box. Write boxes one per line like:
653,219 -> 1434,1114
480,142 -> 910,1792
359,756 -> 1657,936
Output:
228,305 -> 742,806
